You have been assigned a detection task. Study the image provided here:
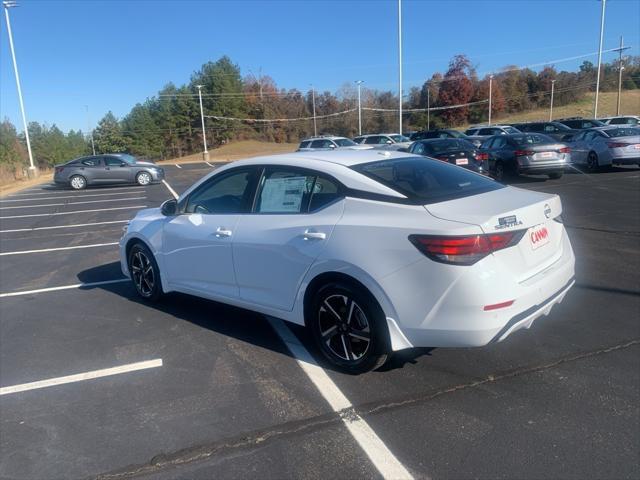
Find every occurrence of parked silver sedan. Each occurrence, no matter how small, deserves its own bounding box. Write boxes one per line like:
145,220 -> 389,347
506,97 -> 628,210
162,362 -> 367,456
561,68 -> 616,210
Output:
54,154 -> 164,190
567,126 -> 640,170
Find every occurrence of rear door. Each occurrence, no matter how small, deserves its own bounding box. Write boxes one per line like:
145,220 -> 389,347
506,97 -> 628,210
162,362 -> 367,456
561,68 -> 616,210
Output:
232,167 -> 344,311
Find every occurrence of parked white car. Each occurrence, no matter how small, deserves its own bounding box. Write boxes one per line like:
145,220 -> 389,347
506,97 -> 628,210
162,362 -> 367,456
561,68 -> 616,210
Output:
598,116 -> 640,126
120,150 -> 575,373
353,133 -> 412,150
297,136 -> 372,152
568,126 -> 640,169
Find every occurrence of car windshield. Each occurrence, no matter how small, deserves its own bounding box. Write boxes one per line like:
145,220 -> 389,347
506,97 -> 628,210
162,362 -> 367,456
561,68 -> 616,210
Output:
115,154 -> 137,164
353,157 -> 503,204
511,134 -> 554,145
334,138 -> 357,147
503,126 -> 520,134
605,127 -> 640,138
390,135 -> 410,143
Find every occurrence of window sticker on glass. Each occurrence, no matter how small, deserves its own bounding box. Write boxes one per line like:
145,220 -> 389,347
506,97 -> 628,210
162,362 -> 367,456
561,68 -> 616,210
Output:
259,176 -> 308,213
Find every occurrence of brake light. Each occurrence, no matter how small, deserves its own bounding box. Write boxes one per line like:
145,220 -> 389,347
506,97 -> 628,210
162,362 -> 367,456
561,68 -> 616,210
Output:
475,152 -> 489,161
408,231 -> 526,265
607,142 -> 628,148
483,300 -> 515,311
514,150 -> 534,157
559,147 -> 571,153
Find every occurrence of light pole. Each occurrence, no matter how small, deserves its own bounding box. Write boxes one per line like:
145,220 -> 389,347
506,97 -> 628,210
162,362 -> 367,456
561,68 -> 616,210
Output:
356,80 -> 364,135
593,0 -> 606,119
488,75 -> 494,126
310,85 -> 317,136
549,79 -> 556,121
614,36 -> 630,115
85,105 -> 96,155
426,82 -> 430,130
196,85 -> 209,161
397,0 -> 403,135
3,0 -> 36,176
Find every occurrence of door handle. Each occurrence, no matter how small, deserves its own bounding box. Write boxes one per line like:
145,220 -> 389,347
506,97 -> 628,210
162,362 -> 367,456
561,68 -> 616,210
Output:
303,229 -> 326,241
215,227 -> 233,238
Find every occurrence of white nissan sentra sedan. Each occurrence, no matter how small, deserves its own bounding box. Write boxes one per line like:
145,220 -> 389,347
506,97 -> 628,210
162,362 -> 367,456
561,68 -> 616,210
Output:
120,150 -> 575,373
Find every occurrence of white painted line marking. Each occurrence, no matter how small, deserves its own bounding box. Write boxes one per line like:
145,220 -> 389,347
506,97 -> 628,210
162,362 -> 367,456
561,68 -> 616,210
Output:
162,179 -> 179,200
0,359 -> 163,396
0,219 -> 129,234
0,190 -> 145,203
0,196 -> 146,210
0,205 -> 146,219
1,242 -> 118,256
7,186 -> 146,197
0,278 -> 129,298
205,161 -> 214,167
267,317 -> 414,480
174,164 -> 182,169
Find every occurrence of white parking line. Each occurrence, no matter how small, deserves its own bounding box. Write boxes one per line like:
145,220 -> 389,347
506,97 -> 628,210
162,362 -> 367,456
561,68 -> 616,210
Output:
0,190 -> 145,203
1,242 -> 118,256
0,205 -> 146,219
175,164 -> 182,169
205,161 -> 214,167
162,179 -> 179,200
0,359 -> 163,396
0,278 -> 129,298
267,317 -> 414,480
0,219 -> 129,234
7,186 -> 146,197
0,196 -> 146,210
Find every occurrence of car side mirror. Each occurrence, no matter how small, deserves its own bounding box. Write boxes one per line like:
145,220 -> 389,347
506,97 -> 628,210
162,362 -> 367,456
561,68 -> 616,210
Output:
329,144 -> 336,148
386,140 -> 393,144
161,199 -> 177,216
120,162 -> 127,167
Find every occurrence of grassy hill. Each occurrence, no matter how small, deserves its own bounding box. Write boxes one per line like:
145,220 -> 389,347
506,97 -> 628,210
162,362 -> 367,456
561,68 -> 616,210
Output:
160,140 -> 297,165
491,90 -> 640,125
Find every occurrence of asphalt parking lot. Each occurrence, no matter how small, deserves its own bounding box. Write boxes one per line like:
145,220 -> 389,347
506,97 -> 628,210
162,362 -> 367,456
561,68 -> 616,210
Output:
0,162 -> 638,480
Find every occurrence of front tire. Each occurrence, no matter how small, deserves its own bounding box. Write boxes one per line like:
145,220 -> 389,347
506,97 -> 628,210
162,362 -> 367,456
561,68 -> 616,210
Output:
69,175 -> 87,190
136,171 -> 152,186
128,242 -> 162,301
548,172 -> 563,179
309,282 -> 389,374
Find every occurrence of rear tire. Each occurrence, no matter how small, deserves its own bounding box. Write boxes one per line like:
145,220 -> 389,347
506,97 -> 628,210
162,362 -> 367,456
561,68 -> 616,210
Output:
587,152 -> 599,171
493,161 -> 505,182
548,172 -> 563,179
128,242 -> 162,301
69,175 -> 86,190
309,282 -> 389,374
136,171 -> 152,186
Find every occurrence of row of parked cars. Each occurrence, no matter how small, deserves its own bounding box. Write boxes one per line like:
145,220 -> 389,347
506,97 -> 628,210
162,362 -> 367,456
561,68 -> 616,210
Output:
297,115 -> 640,181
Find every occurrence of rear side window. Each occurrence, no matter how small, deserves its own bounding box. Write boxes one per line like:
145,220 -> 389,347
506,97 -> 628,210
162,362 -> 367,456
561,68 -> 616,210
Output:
299,141 -> 311,149
465,129 -> 477,136
503,126 -> 520,134
309,176 -> 341,211
353,157 -> 503,204
310,139 -> 332,148
479,128 -> 497,135
81,158 -> 101,166
610,118 -> 638,125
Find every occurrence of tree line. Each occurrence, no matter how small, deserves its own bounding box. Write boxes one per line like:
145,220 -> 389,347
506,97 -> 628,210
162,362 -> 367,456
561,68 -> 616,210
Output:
1,54 -> 639,169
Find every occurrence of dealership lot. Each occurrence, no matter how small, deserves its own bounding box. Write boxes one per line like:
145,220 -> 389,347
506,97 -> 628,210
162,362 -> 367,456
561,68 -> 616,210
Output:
0,163 -> 638,479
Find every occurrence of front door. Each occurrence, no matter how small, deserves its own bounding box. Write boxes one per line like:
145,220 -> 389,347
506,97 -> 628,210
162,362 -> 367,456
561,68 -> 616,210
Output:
102,156 -> 132,182
162,167 -> 261,298
233,169 -> 344,311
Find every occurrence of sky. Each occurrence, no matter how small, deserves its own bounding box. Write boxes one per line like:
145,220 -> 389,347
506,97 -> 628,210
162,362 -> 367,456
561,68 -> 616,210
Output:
1,0 -> 639,133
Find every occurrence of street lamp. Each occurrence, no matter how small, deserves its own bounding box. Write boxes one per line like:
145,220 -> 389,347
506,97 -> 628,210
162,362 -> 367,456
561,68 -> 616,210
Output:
488,75 -> 494,126
310,84 -> 317,136
3,0 -> 36,175
549,80 -> 556,121
593,0 -> 606,118
426,82 -> 430,131
196,85 -> 209,161
85,105 -> 96,155
397,0 -> 403,135
355,80 -> 364,135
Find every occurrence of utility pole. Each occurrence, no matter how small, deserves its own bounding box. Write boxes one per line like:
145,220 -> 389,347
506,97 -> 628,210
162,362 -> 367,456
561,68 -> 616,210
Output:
3,1 -> 36,176
549,80 -> 556,121
85,105 -> 96,155
614,36 -> 630,115
427,82 -> 430,130
593,0 -> 606,119
397,0 -> 403,135
310,85 -> 317,136
196,85 -> 209,161
488,75 -> 494,126
356,80 -> 364,135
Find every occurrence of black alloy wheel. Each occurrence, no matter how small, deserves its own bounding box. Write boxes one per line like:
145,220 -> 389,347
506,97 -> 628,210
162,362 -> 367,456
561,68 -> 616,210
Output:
129,243 -> 162,301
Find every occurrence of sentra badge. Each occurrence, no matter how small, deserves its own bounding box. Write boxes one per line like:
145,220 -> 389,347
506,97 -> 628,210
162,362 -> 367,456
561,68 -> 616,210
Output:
495,214 -> 523,230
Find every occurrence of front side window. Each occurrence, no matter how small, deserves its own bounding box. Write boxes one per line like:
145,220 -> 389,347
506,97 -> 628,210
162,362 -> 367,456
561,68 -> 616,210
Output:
353,137 -> 364,144
503,126 -> 520,134
465,129 -> 478,136
364,136 -> 383,145
353,157 -> 503,204
104,156 -> 125,166
299,141 -> 311,149
185,168 -> 259,214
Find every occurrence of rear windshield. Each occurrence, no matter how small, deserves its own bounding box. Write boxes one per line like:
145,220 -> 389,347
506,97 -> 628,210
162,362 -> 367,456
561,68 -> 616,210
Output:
605,127 -> 640,138
352,157 -> 503,204
511,134 -> 554,145
334,138 -> 356,147
423,139 -> 459,153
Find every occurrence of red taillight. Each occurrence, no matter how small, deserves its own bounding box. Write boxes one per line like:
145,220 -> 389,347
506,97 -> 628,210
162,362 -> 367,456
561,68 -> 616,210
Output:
483,300 -> 515,311
475,152 -> 489,161
559,147 -> 571,153
514,150 -> 534,157
409,231 -> 526,265
607,142 -> 628,148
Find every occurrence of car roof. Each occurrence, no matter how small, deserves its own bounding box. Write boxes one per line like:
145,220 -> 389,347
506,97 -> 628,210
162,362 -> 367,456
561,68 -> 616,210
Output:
236,149 -> 411,167
301,136 -> 348,141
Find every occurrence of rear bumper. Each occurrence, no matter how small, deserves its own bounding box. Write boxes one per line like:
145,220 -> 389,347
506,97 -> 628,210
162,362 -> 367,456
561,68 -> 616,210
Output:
611,156 -> 640,165
518,163 -> 567,174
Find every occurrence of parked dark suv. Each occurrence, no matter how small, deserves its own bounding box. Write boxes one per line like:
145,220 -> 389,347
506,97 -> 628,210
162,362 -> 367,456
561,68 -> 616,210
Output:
556,118 -> 605,129
509,121 -> 578,141
54,154 -> 164,190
